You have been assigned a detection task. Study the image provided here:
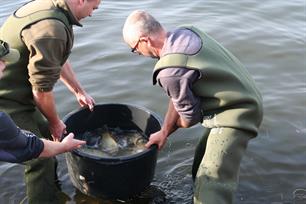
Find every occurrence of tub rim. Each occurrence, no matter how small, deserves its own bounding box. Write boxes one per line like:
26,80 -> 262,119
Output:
63,103 -> 162,162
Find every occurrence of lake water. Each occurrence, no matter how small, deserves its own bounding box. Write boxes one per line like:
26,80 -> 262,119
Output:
0,0 -> 305,203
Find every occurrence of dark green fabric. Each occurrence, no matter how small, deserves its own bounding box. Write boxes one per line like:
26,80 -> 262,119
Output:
192,129 -> 209,180
0,6 -> 72,203
192,128 -> 252,204
152,26 -> 262,204
153,26 -> 263,135
0,8 -> 71,113
9,109 -> 63,203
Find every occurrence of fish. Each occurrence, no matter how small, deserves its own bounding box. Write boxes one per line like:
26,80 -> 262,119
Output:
83,131 -> 101,148
100,131 -> 119,154
78,126 -> 149,158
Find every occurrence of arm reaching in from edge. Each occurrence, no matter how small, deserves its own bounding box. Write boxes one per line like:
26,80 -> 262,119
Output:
39,133 -> 85,158
0,112 -> 85,163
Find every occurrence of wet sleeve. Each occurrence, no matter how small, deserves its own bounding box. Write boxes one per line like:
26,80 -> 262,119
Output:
0,112 -> 44,163
157,68 -> 203,124
21,20 -> 68,92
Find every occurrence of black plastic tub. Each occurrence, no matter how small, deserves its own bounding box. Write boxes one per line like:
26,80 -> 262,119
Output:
63,103 -> 162,199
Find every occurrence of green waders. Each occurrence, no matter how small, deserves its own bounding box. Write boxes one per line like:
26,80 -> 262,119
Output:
153,26 -> 262,204
0,4 -> 73,203
192,127 -> 254,204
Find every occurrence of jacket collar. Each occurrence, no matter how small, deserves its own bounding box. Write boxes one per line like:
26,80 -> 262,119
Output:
52,0 -> 82,27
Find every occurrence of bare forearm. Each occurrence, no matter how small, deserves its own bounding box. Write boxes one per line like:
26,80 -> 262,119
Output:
145,100 -> 181,150
39,133 -> 85,158
33,90 -> 65,141
60,61 -> 95,111
161,100 -> 180,136
164,99 -> 196,134
60,60 -> 84,95
32,90 -> 59,123
39,139 -> 65,157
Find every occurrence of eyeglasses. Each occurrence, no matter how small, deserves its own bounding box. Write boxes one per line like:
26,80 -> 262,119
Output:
131,39 -> 140,53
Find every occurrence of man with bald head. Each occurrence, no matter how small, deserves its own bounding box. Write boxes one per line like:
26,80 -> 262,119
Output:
123,10 -> 263,204
0,0 -> 100,203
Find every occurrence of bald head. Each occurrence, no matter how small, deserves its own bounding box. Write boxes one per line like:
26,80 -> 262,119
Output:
123,10 -> 164,45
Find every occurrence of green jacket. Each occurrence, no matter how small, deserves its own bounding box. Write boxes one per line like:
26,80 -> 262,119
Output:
153,26 -> 263,134
0,0 -> 73,114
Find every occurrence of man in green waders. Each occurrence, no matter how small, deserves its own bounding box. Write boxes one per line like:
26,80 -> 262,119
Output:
0,0 -> 101,203
123,10 -> 263,204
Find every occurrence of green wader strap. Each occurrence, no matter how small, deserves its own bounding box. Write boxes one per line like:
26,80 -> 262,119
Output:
153,53 -> 192,85
0,9 -> 70,46
156,53 -> 189,68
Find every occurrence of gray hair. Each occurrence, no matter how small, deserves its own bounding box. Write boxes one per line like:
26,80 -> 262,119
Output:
123,10 -> 163,43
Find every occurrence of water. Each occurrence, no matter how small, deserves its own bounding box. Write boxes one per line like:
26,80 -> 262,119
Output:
78,126 -> 148,158
0,0 -> 305,203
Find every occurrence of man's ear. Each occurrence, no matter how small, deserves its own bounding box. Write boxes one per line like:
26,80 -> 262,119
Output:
139,36 -> 148,42
140,36 -> 153,47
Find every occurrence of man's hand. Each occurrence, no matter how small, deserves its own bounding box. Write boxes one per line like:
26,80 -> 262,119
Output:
61,133 -> 86,151
39,133 -> 86,158
76,91 -> 95,111
60,61 -> 95,111
145,130 -> 168,150
49,119 -> 66,142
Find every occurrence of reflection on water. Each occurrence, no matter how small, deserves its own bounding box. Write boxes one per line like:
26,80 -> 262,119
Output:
0,0 -> 305,203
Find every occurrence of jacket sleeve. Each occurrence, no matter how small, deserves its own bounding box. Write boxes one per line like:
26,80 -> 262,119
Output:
0,112 -> 44,163
156,68 -> 203,124
21,19 -> 68,92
